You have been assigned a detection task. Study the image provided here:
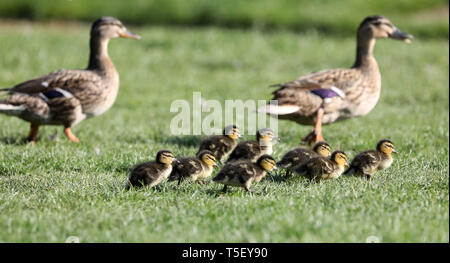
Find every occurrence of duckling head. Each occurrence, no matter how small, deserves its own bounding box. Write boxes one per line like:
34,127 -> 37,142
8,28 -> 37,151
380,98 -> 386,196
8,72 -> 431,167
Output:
223,125 -> 241,140
198,150 -> 219,168
256,128 -> 279,146
91,17 -> 141,40
358,15 -> 413,43
377,139 -> 398,156
313,141 -> 331,157
257,155 -> 278,172
156,150 -> 176,165
331,151 -> 349,168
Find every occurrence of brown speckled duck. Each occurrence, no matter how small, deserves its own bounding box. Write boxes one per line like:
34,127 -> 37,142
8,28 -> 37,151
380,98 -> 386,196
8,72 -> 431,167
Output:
294,150 -> 349,182
213,154 -> 277,193
259,15 -> 412,144
196,125 -> 241,163
344,139 -> 397,180
226,127 -> 279,163
127,150 -> 176,189
0,17 -> 140,145
277,141 -> 331,178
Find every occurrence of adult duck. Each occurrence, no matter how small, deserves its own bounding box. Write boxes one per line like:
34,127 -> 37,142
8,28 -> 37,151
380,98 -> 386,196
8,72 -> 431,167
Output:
0,17 -> 140,144
259,15 -> 412,143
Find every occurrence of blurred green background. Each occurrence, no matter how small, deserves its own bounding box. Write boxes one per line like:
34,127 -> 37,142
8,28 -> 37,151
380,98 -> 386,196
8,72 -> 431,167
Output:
0,0 -> 448,39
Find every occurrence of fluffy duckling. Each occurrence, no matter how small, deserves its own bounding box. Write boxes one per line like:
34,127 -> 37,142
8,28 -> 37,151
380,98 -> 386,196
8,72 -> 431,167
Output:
196,125 -> 241,162
127,150 -> 176,189
0,17 -> 140,144
344,139 -> 397,180
226,128 -> 279,163
168,150 -> 218,185
294,150 -> 348,182
213,155 -> 277,193
277,141 -> 331,178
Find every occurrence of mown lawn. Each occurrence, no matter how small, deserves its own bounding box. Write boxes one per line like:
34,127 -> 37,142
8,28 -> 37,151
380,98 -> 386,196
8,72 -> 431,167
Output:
0,22 -> 448,242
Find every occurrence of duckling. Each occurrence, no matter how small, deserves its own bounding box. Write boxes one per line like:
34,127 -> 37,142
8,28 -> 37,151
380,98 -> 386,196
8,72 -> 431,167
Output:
213,155 -> 277,193
226,128 -> 279,163
127,150 -> 176,189
277,141 -> 331,178
196,125 -> 241,162
344,139 -> 397,180
259,15 -> 412,144
294,150 -> 348,182
0,17 -> 140,144
168,150 -> 218,185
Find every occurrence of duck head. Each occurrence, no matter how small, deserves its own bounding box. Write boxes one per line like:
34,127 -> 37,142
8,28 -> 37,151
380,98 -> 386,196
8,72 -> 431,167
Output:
377,139 -> 398,156
313,141 -> 331,157
91,16 -> 141,40
156,150 -> 177,165
358,15 -> 413,43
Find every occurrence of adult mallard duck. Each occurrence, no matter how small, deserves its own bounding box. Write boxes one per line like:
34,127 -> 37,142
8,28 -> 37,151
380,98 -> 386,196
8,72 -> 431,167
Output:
0,17 -> 140,145
344,139 -> 397,180
127,150 -> 176,189
259,15 -> 412,143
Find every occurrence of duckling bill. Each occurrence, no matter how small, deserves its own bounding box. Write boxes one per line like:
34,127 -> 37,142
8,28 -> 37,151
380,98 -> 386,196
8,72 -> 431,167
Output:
0,17 -> 140,145
344,139 -> 397,180
127,150 -> 176,189
213,154 -> 277,193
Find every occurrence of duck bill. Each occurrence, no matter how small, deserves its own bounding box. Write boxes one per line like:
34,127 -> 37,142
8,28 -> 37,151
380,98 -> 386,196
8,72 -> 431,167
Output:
344,163 -> 350,168
392,150 -> 398,154
120,29 -> 141,40
273,165 -> 279,171
389,27 -> 413,43
213,162 -> 219,168
273,136 -> 280,141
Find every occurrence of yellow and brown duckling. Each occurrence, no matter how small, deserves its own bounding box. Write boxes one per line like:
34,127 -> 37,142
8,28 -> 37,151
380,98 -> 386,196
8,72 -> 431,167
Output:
0,17 -> 140,145
196,125 -> 241,163
277,141 -> 331,178
226,128 -> 279,163
259,15 -> 412,144
168,150 -> 218,185
127,150 -> 176,189
213,154 -> 277,193
344,139 -> 397,180
294,150 -> 349,182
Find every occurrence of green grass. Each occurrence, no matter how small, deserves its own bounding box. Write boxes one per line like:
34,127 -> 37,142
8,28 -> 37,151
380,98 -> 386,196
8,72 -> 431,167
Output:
0,0 -> 448,39
0,22 -> 448,242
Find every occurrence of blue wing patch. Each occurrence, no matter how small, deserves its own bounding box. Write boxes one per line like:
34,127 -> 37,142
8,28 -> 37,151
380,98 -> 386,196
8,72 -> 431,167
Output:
310,88 -> 340,99
42,90 -> 65,99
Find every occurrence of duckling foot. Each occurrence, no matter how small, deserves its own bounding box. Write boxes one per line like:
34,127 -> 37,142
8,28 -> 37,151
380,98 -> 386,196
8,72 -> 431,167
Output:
63,127 -> 80,143
26,124 -> 39,146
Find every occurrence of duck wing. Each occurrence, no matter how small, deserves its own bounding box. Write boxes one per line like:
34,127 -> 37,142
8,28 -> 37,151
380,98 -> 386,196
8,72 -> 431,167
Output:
6,69 -> 104,101
262,68 -> 361,116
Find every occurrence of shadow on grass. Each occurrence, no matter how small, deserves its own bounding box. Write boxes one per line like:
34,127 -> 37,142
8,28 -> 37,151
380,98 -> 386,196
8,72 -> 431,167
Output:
0,136 -> 29,146
160,135 -> 203,148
